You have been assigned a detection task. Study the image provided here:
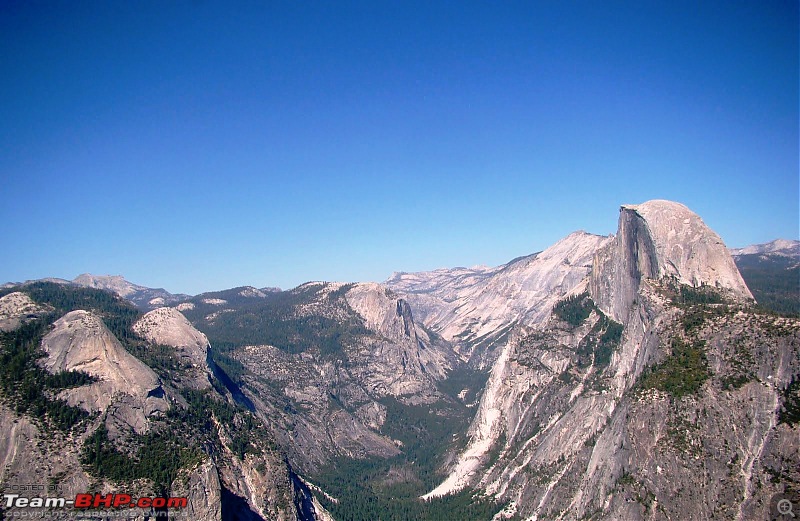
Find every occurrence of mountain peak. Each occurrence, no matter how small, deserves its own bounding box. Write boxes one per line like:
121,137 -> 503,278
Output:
71,273 -> 189,310
72,273 -> 143,298
621,198 -> 691,214
133,307 -> 213,389
591,199 -> 753,321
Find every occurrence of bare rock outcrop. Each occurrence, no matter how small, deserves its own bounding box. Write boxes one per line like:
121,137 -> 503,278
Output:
72,273 -> 190,309
591,200 -> 753,323
171,459 -> 223,521
346,282 -> 455,385
0,291 -> 50,331
387,231 -> 613,366
133,307 -> 213,389
40,310 -> 168,433
424,200 -> 796,520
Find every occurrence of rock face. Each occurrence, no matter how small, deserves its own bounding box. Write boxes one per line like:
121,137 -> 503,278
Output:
387,231 -> 613,366
133,307 -> 213,389
170,459 -> 223,521
345,282 -> 455,385
0,281 -> 335,521
41,310 -> 168,433
230,281 -> 462,470
591,200 -> 753,323
2,199 -> 795,521
0,291 -> 50,331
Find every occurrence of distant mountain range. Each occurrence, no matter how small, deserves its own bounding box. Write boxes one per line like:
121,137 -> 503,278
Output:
730,238 -> 800,258
0,274 -> 280,311
730,239 -> 800,316
5,239 -> 795,319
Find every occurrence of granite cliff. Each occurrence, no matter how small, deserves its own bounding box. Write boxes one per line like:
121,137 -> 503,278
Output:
590,200 -> 753,323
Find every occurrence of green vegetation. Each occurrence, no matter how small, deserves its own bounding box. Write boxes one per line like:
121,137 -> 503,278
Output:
15,282 -> 197,384
675,284 -> 724,305
168,389 -> 273,459
44,369 -> 97,389
0,283 -> 283,500
576,313 -> 623,369
312,397 -> 504,521
720,337 -> 756,390
658,280 -> 732,334
81,424 -> 201,495
639,337 -> 710,397
617,470 -> 637,486
678,303 -> 732,334
553,292 -> 594,327
0,316 -> 94,432
181,285 -> 370,358
596,320 -> 623,365
123,342 -> 184,380
314,456 -> 503,521
778,376 -> 800,426
81,388 -> 274,493
436,366 -> 489,404
24,282 -> 143,341
719,373 -> 752,391
735,254 -> 800,317
210,349 -> 247,384
379,397 -> 470,489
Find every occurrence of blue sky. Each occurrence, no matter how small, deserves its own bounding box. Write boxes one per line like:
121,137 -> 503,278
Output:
1,1 -> 797,294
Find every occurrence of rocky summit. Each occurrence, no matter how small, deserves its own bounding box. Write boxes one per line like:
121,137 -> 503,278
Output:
0,199 -> 797,521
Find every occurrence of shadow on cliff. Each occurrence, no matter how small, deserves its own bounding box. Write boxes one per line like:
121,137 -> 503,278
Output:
221,486 -> 265,521
209,356 -> 255,411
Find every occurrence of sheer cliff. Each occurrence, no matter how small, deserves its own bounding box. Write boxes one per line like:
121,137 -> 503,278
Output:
590,200 -> 753,323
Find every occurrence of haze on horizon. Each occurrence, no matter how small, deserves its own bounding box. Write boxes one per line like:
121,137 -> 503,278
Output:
1,1 -> 797,295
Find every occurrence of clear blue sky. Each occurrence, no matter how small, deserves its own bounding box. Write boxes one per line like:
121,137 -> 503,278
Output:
1,1 -> 797,294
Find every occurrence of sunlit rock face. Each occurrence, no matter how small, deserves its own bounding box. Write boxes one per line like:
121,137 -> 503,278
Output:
133,306 -> 213,389
41,310 -> 168,433
0,291 -> 50,331
387,231 -> 613,367
591,200 -> 753,323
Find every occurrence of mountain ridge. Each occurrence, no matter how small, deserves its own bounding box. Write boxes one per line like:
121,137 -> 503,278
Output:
4,237 -> 796,317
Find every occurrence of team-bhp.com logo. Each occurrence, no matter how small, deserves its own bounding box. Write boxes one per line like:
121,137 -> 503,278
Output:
4,492 -> 188,509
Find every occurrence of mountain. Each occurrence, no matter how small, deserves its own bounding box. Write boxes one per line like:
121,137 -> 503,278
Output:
731,239 -> 800,258
414,201 -> 797,520
0,199 -> 797,521
176,282 -> 464,468
0,291 -> 51,331
72,273 -> 191,309
731,240 -> 800,316
386,231 -> 612,368
132,306 -> 215,390
0,282 -> 330,520
589,200 -> 753,322
1,274 -> 192,310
